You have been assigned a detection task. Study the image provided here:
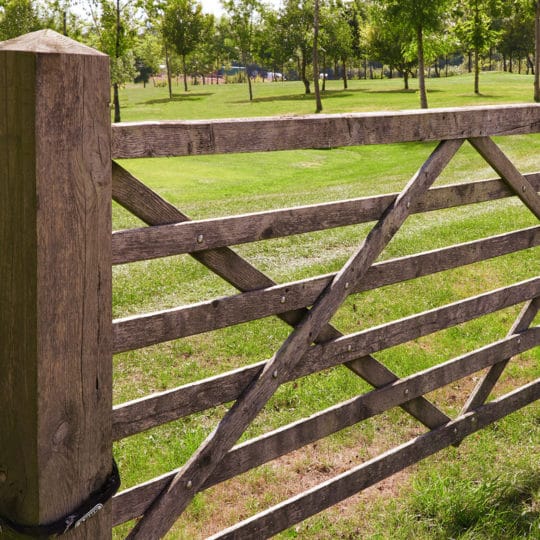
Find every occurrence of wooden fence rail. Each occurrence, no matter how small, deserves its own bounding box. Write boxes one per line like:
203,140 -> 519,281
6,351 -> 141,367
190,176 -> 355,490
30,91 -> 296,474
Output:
1,30 -> 539,540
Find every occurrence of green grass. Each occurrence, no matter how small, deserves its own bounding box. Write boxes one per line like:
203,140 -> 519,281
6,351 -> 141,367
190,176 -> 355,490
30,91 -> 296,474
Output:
117,72 -> 536,121
112,73 -> 539,539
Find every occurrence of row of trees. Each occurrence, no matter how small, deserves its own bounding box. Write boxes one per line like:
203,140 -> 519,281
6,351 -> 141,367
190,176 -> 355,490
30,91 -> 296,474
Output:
1,0 -> 539,117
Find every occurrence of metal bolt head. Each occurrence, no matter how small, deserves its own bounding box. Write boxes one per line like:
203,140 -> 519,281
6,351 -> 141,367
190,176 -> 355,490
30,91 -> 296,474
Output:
406,201 -> 411,209
522,185 -> 526,192
345,282 -> 350,290
280,296 -> 286,304
347,344 -> 352,352
197,234 -> 204,243
272,369 -> 278,379
187,480 -> 193,489
404,388 -> 409,396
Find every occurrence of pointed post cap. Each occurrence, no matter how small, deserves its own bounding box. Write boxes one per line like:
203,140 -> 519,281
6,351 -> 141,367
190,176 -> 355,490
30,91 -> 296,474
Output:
0,29 -> 107,56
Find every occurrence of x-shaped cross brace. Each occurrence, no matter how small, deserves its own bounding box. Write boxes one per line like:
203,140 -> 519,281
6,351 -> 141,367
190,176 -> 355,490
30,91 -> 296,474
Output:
114,139 -> 464,539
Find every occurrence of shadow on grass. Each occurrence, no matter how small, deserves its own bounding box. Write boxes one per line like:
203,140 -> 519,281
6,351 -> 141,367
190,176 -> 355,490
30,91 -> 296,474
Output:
419,473 -> 540,538
141,92 -> 214,105
230,87 -> 370,104
363,88 -> 443,94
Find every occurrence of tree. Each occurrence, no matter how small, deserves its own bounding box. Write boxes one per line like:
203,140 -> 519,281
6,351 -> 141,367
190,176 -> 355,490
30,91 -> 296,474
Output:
364,4 -> 416,89
87,0 -> 138,122
376,0 -> 452,108
42,0 -> 84,38
313,0 -> 322,111
534,0 -> 540,103
134,30 -> 162,86
282,0 -> 314,94
322,0 -> 355,89
0,0 -> 41,40
162,0 -> 209,92
222,0 -> 262,101
454,0 -> 500,94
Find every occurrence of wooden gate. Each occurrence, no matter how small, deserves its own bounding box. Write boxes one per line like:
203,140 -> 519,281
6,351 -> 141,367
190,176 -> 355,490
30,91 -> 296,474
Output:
109,108 -> 540,538
0,31 -> 539,540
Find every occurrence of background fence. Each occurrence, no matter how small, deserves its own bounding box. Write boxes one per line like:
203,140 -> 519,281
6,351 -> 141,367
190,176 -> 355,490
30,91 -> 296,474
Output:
1,30 -> 539,540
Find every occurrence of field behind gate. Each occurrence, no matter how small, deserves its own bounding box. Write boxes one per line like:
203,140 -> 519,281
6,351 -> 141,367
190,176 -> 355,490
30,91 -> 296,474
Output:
111,79 -> 539,539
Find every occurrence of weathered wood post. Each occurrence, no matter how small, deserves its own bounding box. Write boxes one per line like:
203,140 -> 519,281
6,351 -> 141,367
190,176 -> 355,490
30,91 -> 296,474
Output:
0,30 -> 112,538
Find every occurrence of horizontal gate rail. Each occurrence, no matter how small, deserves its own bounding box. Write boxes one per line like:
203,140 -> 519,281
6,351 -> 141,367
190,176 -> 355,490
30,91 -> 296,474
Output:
112,278 -> 540,440
210,378 -> 540,540
111,105 -> 540,159
112,173 -> 540,265
113,227 -> 540,353
112,329 -> 540,526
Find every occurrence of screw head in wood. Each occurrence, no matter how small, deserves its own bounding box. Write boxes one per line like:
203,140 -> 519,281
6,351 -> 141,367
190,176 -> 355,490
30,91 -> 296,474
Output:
280,296 -> 286,304
522,185 -> 526,192
406,201 -> 411,209
404,388 -> 409,396
197,234 -> 204,243
347,344 -> 352,352
273,369 -> 278,379
187,480 -> 193,489
345,282 -> 350,289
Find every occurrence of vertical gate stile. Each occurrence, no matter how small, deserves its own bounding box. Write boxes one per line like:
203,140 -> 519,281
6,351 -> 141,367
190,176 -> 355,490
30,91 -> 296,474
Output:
126,139 -> 464,540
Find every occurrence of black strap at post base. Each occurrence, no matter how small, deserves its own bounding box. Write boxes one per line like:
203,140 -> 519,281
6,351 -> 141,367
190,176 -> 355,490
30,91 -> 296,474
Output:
0,460 -> 120,538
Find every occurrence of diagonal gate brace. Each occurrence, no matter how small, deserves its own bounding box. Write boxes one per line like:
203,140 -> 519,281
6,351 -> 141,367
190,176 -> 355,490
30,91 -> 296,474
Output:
461,296 -> 539,414
124,139 -> 464,539
113,164 -> 450,429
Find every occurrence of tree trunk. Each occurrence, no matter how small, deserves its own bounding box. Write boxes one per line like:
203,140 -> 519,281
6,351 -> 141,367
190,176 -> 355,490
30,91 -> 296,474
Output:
301,52 -> 311,94
535,0 -> 540,101
342,59 -> 348,89
165,43 -> 173,99
404,71 -> 409,90
182,55 -> 188,92
244,53 -> 253,100
503,53 -> 507,72
474,48 -> 480,94
322,53 -> 326,91
417,25 -> 428,109
313,0 -> 322,112
114,0 -> 121,121
113,82 -> 121,122
468,51 -> 472,73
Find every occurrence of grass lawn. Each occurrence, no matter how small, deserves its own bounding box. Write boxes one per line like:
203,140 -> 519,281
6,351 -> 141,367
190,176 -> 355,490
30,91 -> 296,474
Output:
117,71 -> 536,121
113,72 -> 540,539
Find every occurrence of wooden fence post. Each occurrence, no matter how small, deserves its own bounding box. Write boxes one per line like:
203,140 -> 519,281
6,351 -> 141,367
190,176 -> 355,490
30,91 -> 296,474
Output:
0,30 -> 112,538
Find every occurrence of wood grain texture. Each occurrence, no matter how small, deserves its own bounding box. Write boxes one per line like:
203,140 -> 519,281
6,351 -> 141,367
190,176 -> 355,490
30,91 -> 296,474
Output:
113,227 -> 540,353
125,140 -> 462,540
111,173 -> 540,265
112,328 -> 540,525
112,162 -> 448,437
469,137 -> 540,219
210,378 -> 540,539
111,104 -> 540,158
0,31 -> 112,538
462,296 -> 540,413
112,276 -> 540,440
